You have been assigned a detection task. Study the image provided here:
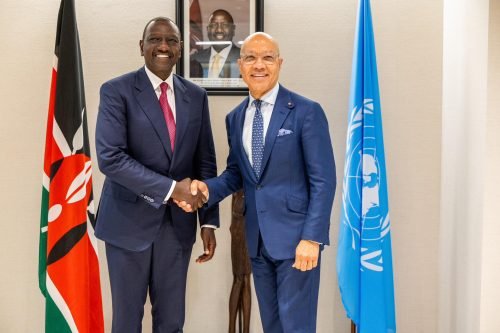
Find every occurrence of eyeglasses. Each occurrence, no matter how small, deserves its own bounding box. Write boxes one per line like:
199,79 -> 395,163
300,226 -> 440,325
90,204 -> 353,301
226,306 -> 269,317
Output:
240,54 -> 279,65
207,23 -> 234,30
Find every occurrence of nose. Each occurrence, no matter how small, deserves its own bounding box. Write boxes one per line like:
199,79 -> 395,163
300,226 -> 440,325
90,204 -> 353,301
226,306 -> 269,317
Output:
252,57 -> 266,69
158,38 -> 170,51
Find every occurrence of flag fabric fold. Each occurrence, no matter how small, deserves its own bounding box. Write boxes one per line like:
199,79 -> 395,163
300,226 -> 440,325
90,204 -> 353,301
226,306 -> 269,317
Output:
39,0 -> 104,332
336,0 -> 396,332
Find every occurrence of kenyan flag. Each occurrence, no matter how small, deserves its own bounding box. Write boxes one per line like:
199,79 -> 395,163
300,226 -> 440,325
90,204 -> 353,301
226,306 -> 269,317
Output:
39,0 -> 104,332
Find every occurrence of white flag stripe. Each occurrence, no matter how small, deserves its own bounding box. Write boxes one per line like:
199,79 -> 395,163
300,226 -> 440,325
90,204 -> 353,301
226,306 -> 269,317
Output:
87,209 -> 100,259
52,55 -> 58,71
52,117 -> 72,157
43,172 -> 50,191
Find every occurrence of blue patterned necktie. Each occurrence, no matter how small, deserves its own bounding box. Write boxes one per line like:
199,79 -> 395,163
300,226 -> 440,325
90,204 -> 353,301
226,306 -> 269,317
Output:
251,99 -> 264,179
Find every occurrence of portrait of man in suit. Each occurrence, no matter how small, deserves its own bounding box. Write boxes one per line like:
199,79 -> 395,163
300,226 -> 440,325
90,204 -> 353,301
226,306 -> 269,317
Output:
178,32 -> 336,333
94,17 -> 219,333
190,9 -> 241,78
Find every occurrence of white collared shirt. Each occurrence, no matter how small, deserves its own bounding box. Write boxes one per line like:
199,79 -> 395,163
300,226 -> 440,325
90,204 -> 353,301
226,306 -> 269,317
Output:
242,84 -> 280,165
208,44 -> 233,77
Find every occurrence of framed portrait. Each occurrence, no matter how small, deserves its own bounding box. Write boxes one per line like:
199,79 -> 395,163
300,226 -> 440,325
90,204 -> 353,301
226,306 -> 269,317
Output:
176,0 -> 264,95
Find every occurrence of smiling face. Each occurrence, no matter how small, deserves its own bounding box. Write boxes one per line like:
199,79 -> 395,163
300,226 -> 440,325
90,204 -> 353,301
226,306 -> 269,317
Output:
206,10 -> 235,52
238,33 -> 283,99
140,19 -> 182,80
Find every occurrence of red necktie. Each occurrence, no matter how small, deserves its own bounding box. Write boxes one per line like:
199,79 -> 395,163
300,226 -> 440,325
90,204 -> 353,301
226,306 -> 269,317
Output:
159,82 -> 176,151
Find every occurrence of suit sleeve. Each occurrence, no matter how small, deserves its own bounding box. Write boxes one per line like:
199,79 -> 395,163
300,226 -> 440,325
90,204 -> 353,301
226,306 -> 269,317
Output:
300,102 -> 336,243
205,113 -> 243,206
95,82 -> 173,209
194,92 -> 220,227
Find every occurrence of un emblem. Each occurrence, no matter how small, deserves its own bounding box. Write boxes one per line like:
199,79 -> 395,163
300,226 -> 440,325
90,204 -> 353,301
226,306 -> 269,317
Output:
342,98 -> 390,272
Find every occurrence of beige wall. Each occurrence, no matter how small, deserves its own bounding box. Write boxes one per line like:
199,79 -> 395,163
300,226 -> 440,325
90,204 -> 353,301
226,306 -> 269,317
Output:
0,0 -> 444,332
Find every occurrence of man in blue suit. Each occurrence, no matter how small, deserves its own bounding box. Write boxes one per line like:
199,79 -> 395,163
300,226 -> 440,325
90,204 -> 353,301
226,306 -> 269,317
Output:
95,17 -> 218,333
179,32 -> 336,332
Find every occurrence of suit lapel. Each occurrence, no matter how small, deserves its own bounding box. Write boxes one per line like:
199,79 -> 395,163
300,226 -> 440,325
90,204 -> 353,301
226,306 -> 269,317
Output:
171,75 -> 190,168
134,68 -> 172,160
235,98 -> 258,183
261,86 -> 293,176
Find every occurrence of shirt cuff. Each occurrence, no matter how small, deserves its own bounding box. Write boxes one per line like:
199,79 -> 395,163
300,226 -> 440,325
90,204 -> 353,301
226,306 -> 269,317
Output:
201,225 -> 217,229
163,180 -> 177,203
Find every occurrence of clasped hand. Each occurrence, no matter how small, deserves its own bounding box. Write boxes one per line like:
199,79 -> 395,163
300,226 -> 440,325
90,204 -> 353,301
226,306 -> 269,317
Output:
172,178 -> 209,212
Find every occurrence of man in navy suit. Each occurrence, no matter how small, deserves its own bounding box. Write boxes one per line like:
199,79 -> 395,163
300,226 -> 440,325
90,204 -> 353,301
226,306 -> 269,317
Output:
190,9 -> 241,78
95,17 -> 218,333
179,32 -> 336,332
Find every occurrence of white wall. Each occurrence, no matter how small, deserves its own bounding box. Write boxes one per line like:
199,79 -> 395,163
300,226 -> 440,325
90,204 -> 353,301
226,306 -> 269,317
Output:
0,0 -> 444,332
440,0 -> 500,332
480,1 -> 500,332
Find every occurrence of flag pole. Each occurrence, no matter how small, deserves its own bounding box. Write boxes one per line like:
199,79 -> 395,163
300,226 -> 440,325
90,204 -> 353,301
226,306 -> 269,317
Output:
351,320 -> 356,333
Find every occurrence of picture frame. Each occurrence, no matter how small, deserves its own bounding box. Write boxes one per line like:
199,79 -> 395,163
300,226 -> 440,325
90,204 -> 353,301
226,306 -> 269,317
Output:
176,0 -> 264,95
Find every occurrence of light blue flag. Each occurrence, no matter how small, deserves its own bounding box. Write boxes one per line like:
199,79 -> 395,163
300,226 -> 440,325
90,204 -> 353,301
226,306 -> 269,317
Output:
336,0 -> 396,332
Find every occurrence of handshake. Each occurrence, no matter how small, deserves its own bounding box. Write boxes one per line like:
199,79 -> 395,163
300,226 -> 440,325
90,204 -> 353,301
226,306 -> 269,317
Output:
171,178 -> 209,212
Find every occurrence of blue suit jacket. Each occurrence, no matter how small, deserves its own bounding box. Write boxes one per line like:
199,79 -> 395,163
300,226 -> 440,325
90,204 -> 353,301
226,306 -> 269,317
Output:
95,67 -> 219,251
206,85 -> 335,260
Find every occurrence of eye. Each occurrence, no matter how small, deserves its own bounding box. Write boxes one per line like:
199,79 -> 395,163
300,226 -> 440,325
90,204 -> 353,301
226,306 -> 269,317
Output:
148,37 -> 161,43
243,55 -> 256,63
263,56 -> 275,63
168,38 -> 179,45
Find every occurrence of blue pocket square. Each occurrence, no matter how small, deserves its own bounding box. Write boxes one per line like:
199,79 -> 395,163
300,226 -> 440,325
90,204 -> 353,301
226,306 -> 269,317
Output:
277,128 -> 293,137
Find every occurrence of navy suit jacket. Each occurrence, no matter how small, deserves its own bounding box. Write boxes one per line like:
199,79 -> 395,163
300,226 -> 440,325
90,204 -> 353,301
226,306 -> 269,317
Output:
95,67 -> 219,251
191,44 -> 241,78
206,85 -> 336,260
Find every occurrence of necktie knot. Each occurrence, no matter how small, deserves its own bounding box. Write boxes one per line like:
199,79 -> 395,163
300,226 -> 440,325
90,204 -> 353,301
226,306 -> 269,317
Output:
160,82 -> 168,94
253,99 -> 262,110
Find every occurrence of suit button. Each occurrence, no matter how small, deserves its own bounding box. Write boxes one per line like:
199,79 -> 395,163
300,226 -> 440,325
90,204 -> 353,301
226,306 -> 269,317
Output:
256,185 -> 262,190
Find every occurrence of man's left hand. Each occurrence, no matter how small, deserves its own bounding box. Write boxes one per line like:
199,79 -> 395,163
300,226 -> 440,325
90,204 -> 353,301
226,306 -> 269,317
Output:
196,228 -> 216,263
292,240 -> 319,271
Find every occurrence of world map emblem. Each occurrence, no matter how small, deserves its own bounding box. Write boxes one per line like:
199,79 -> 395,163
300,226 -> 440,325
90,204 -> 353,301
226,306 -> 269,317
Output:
342,98 -> 391,272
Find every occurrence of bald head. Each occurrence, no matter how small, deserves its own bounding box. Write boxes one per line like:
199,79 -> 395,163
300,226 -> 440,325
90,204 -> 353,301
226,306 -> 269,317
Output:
238,32 -> 283,99
240,32 -> 280,57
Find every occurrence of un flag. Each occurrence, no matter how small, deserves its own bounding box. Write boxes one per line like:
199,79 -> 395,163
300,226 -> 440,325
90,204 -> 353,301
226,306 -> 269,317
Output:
336,1 -> 396,332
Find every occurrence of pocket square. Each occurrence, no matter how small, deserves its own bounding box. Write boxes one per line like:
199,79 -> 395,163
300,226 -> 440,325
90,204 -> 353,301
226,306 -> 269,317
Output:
277,128 -> 293,137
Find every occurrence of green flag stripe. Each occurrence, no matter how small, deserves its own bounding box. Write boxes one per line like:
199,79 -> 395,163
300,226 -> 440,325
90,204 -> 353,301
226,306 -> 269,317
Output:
39,186 -> 49,296
45,292 -> 72,333
46,274 -> 78,332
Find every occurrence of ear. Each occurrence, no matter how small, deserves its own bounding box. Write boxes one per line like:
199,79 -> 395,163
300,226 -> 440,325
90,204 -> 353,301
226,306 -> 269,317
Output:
139,40 -> 144,56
